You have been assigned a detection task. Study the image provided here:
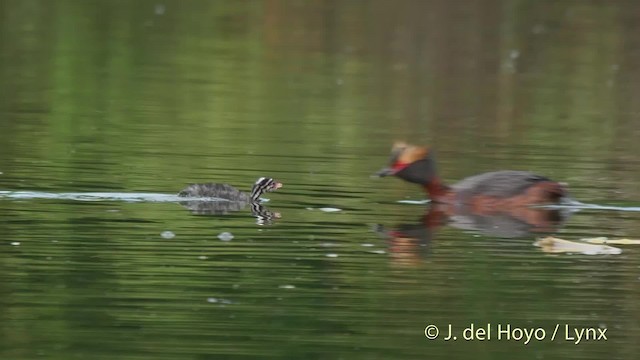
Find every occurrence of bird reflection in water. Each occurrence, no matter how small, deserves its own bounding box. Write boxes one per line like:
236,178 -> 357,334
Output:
372,141 -> 573,265
373,204 -> 570,266
179,200 -> 281,225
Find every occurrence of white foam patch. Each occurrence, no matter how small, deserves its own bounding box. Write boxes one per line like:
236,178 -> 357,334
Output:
538,200 -> 640,212
319,207 -> 342,212
397,199 -> 430,205
534,237 -> 622,255
207,297 -> 233,304
581,237 -> 640,245
0,191 -> 230,203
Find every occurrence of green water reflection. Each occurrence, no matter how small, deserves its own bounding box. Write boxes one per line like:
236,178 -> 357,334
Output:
1,1 -> 640,359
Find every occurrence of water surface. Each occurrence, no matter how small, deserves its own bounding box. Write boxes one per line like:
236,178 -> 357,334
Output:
1,1 -> 640,359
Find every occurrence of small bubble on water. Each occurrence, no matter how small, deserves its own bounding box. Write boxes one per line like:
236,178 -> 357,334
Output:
218,232 -> 234,241
207,297 -> 218,303
198,255 -> 208,260
161,231 -> 175,239
326,253 -> 339,258
154,4 -> 166,15
10,242 -> 20,246
279,285 -> 295,289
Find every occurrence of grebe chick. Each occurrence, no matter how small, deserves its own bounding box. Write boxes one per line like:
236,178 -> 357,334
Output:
178,177 -> 282,202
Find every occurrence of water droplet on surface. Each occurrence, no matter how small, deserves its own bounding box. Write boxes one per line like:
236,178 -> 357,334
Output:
218,232 -> 234,241
207,297 -> 232,305
326,253 -> 338,258
161,231 -> 175,239
10,242 -> 20,246
279,285 -> 295,289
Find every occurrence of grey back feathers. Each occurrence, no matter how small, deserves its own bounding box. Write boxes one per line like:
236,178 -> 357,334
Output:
451,170 -> 551,198
178,183 -> 251,202
178,177 -> 279,202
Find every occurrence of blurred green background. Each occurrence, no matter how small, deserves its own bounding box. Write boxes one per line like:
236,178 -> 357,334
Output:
1,1 -> 639,359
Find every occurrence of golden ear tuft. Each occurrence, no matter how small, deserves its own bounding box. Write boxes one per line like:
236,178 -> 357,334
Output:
397,143 -> 430,163
392,141 -> 408,151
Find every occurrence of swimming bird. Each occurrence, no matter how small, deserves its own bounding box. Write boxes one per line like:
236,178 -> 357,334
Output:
374,142 -> 567,208
178,177 -> 282,201
178,177 -> 282,217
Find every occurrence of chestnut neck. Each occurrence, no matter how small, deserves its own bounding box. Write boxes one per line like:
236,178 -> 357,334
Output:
423,177 -> 451,203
